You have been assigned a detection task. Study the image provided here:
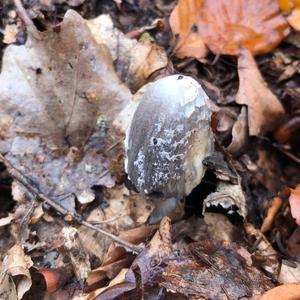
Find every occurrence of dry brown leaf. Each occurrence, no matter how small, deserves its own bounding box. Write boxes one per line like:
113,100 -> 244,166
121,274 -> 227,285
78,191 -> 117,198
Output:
244,223 -> 280,279
289,184 -> 300,225
92,218 -> 273,299
226,106 -> 248,154
261,196 -> 283,233
169,0 -> 208,60
236,49 -> 285,135
87,14 -> 168,91
161,240 -> 272,299
0,244 -> 33,299
204,212 -> 243,242
171,0 -> 289,57
101,225 -> 157,267
260,283 -> 300,300
0,10 -> 133,206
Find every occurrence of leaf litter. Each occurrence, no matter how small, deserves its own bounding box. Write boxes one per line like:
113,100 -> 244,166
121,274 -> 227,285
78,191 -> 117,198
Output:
0,0 -> 300,299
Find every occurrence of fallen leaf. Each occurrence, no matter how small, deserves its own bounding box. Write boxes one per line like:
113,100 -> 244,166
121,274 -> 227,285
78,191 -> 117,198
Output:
279,0 -> 300,31
260,283 -> 300,300
203,181 -> 247,218
169,0 -> 208,59
0,214 -> 15,227
0,10 -> 132,206
161,240 -> 272,299
244,223 -> 280,279
226,106 -> 248,154
204,212 -> 243,242
278,261 -> 300,284
87,14 -> 168,91
236,49 -> 285,135
289,184 -> 300,225
98,218 -> 272,299
3,24 -> 18,44
171,0 -> 289,57
0,244 -> 33,299
261,196 -> 283,233
288,7 -> 300,30
62,227 -> 91,282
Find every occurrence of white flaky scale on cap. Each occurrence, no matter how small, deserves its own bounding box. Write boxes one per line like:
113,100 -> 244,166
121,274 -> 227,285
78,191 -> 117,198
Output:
125,75 -> 214,223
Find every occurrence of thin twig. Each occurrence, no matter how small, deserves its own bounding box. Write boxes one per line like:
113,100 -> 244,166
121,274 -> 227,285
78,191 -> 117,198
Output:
0,153 -> 143,254
13,0 -> 34,27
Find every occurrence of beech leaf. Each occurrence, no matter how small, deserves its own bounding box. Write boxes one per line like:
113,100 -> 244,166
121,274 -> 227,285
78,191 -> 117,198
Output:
236,49 -> 285,136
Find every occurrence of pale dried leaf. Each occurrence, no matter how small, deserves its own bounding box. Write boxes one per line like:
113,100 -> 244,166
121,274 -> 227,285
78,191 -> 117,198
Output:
203,181 -> 247,218
62,227 -> 91,282
0,214 -> 14,227
244,223 -> 280,279
0,273 -> 17,300
226,106 -> 248,154
278,262 -> 300,284
3,24 -> 18,44
1,244 -> 33,300
236,49 -> 285,136
86,14 -> 168,91
0,10 -> 132,204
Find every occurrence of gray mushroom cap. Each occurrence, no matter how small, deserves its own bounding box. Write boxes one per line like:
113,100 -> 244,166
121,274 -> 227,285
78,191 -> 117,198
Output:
125,75 -> 214,200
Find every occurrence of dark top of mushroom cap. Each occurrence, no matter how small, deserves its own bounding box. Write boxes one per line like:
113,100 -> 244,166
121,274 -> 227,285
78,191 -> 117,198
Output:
125,75 -> 213,199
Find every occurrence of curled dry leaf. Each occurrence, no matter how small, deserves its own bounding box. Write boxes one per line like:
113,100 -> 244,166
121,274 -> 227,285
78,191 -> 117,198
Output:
203,181 -> 247,218
289,184 -> 300,225
62,227 -> 91,282
236,49 -> 285,135
170,0 -> 289,57
261,196 -> 283,234
0,244 -> 33,300
0,10 -> 132,206
86,14 -> 168,92
226,106 -> 248,155
260,283 -> 300,300
244,223 -> 280,279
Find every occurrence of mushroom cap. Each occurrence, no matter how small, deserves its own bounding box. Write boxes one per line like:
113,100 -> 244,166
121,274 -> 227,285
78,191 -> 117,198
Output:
125,75 -> 213,199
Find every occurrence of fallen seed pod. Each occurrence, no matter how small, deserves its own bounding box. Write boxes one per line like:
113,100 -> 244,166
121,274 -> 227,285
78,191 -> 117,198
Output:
125,75 -> 214,223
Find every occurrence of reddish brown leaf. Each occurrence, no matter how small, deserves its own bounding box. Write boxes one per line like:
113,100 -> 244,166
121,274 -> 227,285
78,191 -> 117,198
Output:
169,0 -> 207,59
260,283 -> 300,300
289,184 -> 300,226
170,0 -> 290,57
236,49 -> 285,135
